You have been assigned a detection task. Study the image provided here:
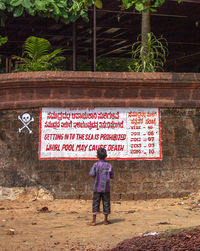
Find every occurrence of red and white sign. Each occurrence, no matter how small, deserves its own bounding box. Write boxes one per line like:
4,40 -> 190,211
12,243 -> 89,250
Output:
39,107 -> 162,160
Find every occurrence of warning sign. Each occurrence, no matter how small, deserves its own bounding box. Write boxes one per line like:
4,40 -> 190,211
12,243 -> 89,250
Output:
39,107 -> 162,160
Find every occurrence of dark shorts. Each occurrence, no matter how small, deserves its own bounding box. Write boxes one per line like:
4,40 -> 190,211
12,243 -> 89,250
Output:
92,192 -> 111,215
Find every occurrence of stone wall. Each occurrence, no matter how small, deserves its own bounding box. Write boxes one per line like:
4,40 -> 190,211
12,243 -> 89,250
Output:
1,72 -> 200,200
1,107 -> 200,200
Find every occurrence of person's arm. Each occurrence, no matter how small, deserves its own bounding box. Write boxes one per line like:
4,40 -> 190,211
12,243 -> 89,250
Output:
89,163 -> 96,177
109,164 -> 114,179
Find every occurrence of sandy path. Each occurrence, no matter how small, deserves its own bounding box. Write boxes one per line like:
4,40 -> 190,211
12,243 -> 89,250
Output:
0,197 -> 200,250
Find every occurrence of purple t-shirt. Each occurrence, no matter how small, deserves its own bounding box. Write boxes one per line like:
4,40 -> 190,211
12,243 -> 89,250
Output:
89,160 -> 114,193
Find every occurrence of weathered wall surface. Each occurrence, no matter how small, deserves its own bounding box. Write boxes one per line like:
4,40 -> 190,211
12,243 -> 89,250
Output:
1,108 -> 200,200
1,72 -> 200,200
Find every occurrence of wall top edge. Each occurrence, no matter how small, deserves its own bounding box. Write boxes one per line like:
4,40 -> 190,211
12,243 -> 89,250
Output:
1,71 -> 200,89
0,71 -> 200,82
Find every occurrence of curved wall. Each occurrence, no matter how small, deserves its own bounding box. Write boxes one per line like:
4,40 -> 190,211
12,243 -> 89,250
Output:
1,71 -> 200,200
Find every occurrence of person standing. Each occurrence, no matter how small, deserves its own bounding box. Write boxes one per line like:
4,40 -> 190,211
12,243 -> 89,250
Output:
88,147 -> 114,226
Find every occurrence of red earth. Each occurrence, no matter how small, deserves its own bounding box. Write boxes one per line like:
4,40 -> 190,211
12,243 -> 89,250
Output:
1,194 -> 200,250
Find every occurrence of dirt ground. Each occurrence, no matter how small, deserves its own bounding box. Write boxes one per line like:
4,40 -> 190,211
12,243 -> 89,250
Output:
1,195 -> 200,251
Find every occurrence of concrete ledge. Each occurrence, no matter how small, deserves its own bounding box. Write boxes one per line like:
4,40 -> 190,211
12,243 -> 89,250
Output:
1,71 -> 200,109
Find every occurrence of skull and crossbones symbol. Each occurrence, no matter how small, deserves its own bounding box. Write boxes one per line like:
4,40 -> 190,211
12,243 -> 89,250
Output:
18,113 -> 34,134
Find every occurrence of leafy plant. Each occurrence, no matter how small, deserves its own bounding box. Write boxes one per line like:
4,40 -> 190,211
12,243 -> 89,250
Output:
121,0 -> 182,12
0,34 -> 7,64
128,32 -> 168,72
0,0 -> 102,26
15,36 -> 66,72
76,56 -> 132,71
96,57 -> 132,72
0,34 -> 7,46
120,0 -> 182,72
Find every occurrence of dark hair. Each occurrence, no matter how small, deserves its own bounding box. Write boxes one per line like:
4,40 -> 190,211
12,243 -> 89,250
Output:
97,147 -> 107,159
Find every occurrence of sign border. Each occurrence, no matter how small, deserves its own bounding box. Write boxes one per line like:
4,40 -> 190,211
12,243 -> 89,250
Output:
38,107 -> 162,160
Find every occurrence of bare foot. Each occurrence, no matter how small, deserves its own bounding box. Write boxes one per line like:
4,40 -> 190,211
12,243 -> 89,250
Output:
104,221 -> 111,225
87,222 -> 96,226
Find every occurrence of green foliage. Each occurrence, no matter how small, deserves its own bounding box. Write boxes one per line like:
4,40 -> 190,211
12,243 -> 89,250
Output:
77,57 -> 131,72
0,34 -> 7,63
121,0 -> 182,12
128,32 -> 168,72
96,57 -> 131,72
0,0 -> 103,26
15,36 -> 66,72
94,0 -> 102,9
0,34 -> 7,46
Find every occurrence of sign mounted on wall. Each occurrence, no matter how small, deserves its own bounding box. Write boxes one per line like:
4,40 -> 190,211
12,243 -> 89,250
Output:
39,107 -> 162,160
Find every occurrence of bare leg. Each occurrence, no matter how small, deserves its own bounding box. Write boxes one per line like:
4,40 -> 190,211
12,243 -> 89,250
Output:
104,214 -> 111,225
88,214 -> 96,226
92,214 -> 96,224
